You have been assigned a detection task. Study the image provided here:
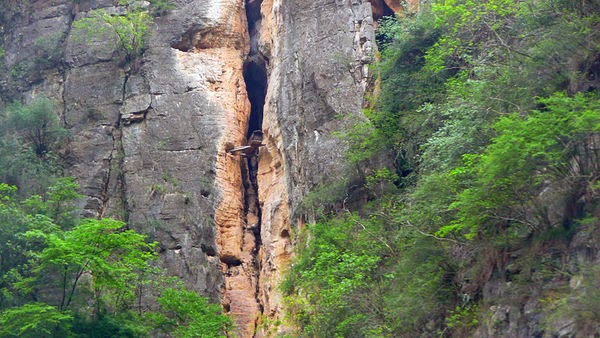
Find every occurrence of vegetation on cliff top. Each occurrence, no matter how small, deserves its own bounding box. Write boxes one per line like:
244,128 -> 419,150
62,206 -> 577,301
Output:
284,0 -> 600,336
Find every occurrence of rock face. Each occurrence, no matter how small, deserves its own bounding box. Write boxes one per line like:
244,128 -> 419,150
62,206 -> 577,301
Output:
254,1 -> 375,334
0,0 -> 377,336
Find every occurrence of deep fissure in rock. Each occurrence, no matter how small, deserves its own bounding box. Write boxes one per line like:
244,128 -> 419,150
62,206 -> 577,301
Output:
238,0 -> 269,334
244,0 -> 267,139
243,0 -> 267,238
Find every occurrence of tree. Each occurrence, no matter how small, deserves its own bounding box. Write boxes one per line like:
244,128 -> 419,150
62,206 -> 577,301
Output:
286,0 -> 600,335
0,303 -> 73,338
0,180 -> 231,337
4,97 -> 66,157
72,5 -> 153,65
147,287 -> 233,337
30,218 -> 157,313
99,10 -> 151,62
282,215 -> 386,336
0,98 -> 66,195
436,92 -> 600,238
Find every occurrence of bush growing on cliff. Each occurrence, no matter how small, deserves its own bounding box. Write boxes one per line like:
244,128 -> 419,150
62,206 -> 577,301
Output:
72,1 -> 175,65
3,97 -> 67,157
148,0 -> 176,16
435,92 -> 600,239
0,97 -> 67,196
73,7 -> 152,65
282,214 -> 385,336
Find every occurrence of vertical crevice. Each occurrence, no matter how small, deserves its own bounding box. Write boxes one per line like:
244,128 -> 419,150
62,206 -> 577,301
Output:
98,75 -> 130,221
244,0 -> 268,335
220,0 -> 270,335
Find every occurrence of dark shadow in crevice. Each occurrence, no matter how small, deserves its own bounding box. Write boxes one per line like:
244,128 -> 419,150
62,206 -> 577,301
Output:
244,58 -> 267,139
370,0 -> 395,22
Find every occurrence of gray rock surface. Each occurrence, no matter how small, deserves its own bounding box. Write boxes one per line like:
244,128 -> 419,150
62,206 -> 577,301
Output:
271,0 -> 374,213
0,0 -> 376,335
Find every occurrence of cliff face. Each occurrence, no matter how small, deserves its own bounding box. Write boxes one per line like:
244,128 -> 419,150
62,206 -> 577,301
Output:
0,0 -> 378,336
253,0 -> 376,334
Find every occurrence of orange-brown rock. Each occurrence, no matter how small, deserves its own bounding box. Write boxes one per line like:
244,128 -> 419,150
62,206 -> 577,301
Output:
371,0 -> 420,21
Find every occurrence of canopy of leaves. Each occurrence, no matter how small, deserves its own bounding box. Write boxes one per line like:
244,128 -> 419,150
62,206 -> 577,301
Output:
0,303 -> 73,338
0,180 -> 231,337
147,287 -> 233,337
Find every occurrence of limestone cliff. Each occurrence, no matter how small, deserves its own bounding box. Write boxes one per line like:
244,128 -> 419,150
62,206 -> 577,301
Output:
9,1 -> 591,337
0,0 -> 382,336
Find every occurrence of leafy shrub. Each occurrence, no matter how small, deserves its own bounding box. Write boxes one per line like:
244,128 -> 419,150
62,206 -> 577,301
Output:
436,92 -> 600,238
0,97 -> 67,195
3,97 -> 67,157
0,303 -> 73,338
72,8 -> 152,65
284,0 -> 600,336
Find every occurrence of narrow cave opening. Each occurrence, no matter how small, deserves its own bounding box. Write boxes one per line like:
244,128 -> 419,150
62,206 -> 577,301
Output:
370,0 -> 395,23
242,0 -> 267,254
244,0 -> 267,139
372,0 -> 398,49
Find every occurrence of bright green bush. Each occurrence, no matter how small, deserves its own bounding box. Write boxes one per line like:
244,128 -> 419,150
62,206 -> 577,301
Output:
0,180 -> 231,337
73,8 -> 152,64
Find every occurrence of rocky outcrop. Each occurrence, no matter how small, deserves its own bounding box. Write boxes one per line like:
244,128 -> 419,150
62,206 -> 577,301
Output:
0,0 -> 378,336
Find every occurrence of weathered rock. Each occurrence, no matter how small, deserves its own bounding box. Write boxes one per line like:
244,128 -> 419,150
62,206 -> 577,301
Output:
0,0 -> 377,336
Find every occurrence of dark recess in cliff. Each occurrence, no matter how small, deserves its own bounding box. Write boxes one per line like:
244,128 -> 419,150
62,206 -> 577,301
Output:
244,61 -> 267,137
370,0 -> 395,22
244,0 -> 267,139
239,0 -> 268,331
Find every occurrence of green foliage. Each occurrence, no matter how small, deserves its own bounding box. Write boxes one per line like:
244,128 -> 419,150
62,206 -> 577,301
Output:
360,12 -> 449,177
32,218 -> 157,311
71,311 -> 149,337
0,303 -> 73,338
0,180 -> 230,337
445,304 -> 479,331
436,92 -> 600,238
283,214 -> 393,336
148,0 -> 176,16
283,210 -> 456,336
0,97 -> 66,195
286,0 -> 600,336
296,179 -> 350,219
365,167 -> 399,196
148,287 -> 232,337
542,262 -> 600,335
3,97 -> 67,157
72,7 -> 153,64
334,111 -> 386,166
